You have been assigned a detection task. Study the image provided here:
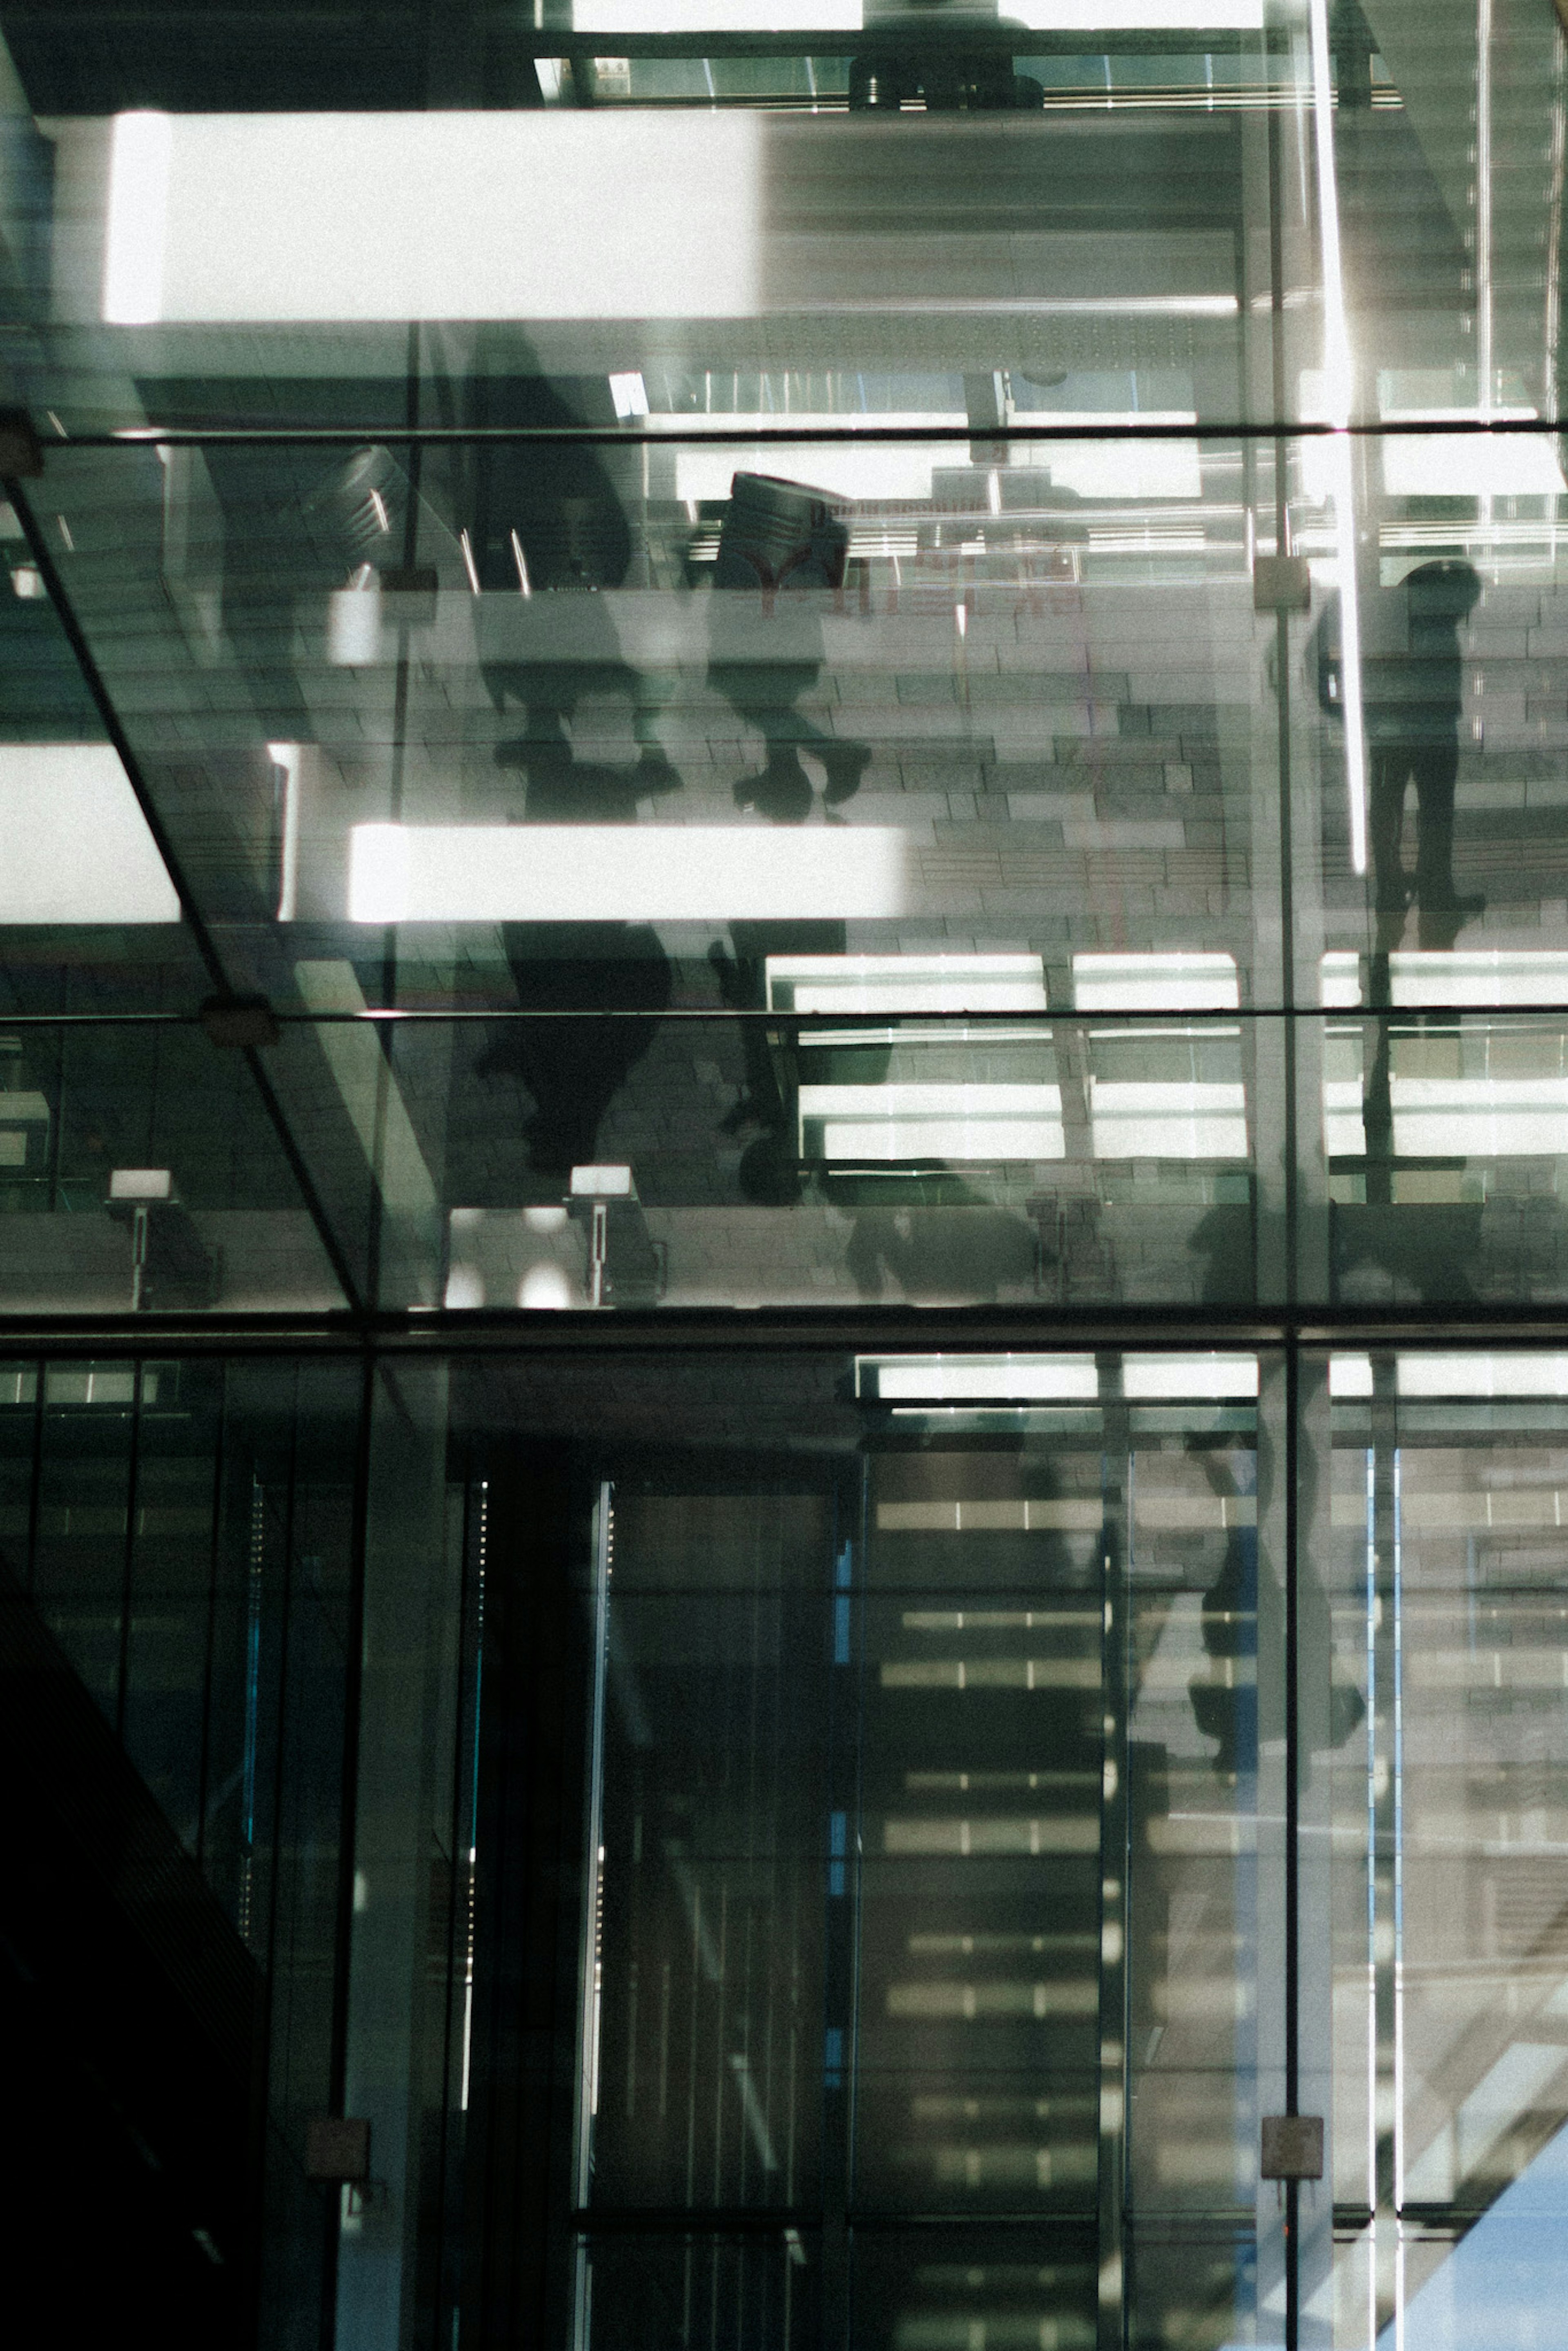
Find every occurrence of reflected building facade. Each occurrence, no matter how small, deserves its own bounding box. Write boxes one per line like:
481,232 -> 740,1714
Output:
2,4 -> 1568,2348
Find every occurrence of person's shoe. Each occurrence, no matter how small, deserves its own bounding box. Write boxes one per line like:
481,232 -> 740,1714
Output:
821,742 -> 873,805
735,753 -> 813,825
1419,888 -> 1486,917
633,748 -> 682,796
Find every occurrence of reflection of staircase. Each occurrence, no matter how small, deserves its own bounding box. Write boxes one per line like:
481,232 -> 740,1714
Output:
0,1559 -> 261,2343
1357,0 -> 1563,399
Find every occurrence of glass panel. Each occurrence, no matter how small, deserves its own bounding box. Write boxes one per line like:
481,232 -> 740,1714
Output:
120,1355 -> 223,1845
9,7 -> 1565,436
1325,1352 -> 1568,2348
31,1357 -> 136,1720
577,2230 -> 819,2351
482,1346 -> 1276,2351
584,1487 -> 834,2211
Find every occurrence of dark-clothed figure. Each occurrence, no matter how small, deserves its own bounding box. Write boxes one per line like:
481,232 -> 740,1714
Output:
708,472 -> 871,817
467,374 -> 674,1173
1315,558 -> 1483,934
468,372 -> 676,786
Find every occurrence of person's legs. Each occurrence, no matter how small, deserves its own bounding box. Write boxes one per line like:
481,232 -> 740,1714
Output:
1368,744 -> 1413,914
1411,740 -> 1461,907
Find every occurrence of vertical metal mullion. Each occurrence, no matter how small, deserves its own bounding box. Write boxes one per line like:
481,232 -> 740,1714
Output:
322,1348 -> 376,2349
194,1357 -> 229,1879
575,1481 -> 614,2203
23,1352 -> 44,1597
431,1456 -> 479,2348
1267,96 -> 1300,1314
1369,1358 -> 1400,2338
1284,1341 -> 1301,2351
115,1354 -> 145,1743
1096,1357 -> 1131,2351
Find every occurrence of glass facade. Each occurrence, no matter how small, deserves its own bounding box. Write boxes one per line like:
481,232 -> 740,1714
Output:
4,4 -> 1568,2347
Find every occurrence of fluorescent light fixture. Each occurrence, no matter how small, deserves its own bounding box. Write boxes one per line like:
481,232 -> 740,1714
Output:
1394,952 -> 1568,1008
1396,1355 -> 1568,1399
102,110 -> 171,324
0,744 -> 180,924
1329,1354 -> 1374,1398
1321,950 -> 1361,1009
1089,1080 -> 1248,1159
1123,1355 -> 1259,1401
1009,417 -> 1203,503
99,114 -> 761,322
109,1167 -> 172,1201
348,823 -> 913,923
576,0 -> 861,22
767,954 -> 1047,1016
1006,0 -> 1263,22
327,576 -> 381,666
608,370 -> 649,420
1381,433 -> 1567,500
800,1083 -> 1065,1161
1322,1069 -> 1568,1161
270,743 -> 302,923
1383,1077 -> 1568,1159
858,1355 -> 1099,1404
1074,953 -> 1238,1013
569,1164 -> 635,1198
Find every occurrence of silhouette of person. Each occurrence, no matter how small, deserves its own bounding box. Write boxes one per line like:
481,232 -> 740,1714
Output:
465,368 -> 678,788
1314,557 -> 1484,943
480,740 -> 673,1177
707,472 -> 871,817
464,368 -> 676,1176
849,0 -> 1045,110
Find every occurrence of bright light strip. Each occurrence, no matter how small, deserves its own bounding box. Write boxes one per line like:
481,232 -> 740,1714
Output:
109,1167 -> 172,1201
1088,1080 -> 1248,1160
0,744 -> 180,923
1391,952 -> 1568,1008
1073,952 -> 1238,1012
1384,1077 -> 1568,1159
1322,1071 -> 1568,1159
1329,1354 -> 1373,1397
1123,1355 -> 1259,1401
102,110 -> 171,324
1318,948 -> 1568,1009
860,1355 -> 1100,1404
608,370 -> 649,420
575,0 -> 860,22
100,114 -> 761,322
1007,0 -> 1263,21
1320,951 -> 1361,1008
578,2 -> 1263,23
348,823 -> 913,923
570,1164 -> 634,1197
1307,0 -> 1368,878
801,1083 -> 1065,1162
1396,1355 -> 1568,1399
767,954 -> 1047,1016
1380,432 -> 1566,499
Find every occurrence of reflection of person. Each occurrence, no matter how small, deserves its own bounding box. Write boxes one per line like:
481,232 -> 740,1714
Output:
466,377 -> 676,1174
1314,558 -> 1484,940
481,742 -> 672,1176
707,473 -> 871,818
466,371 -> 678,787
